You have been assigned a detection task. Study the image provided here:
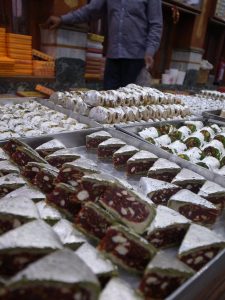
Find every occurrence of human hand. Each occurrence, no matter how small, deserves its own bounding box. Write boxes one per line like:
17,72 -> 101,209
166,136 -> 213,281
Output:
43,16 -> 62,30
145,54 -> 154,71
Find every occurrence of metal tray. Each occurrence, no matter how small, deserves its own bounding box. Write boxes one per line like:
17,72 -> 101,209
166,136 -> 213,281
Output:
116,118 -> 225,188
1,128 -> 225,300
202,110 -> 225,123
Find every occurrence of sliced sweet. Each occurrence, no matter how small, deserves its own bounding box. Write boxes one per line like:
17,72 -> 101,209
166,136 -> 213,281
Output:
198,181 -> 225,211
139,177 -> 181,205
56,158 -> 99,185
202,140 -> 224,160
178,147 -> 202,162
157,124 -> 176,135
98,138 -> 126,159
46,148 -> 82,168
139,127 -> 159,141
36,201 -> 62,225
148,159 -> 181,183
200,126 -> 215,142
0,149 -> 9,161
35,139 -> 66,157
86,130 -> 112,149
171,168 -> 205,193
0,160 -> 19,176
76,243 -> 118,286
197,156 -> 220,171
0,220 -> 62,277
75,202 -> 115,241
215,132 -> 225,147
46,183 -> 82,219
127,150 -> 158,176
53,219 -> 87,249
144,205 -> 190,249
139,250 -> 195,299
99,184 -> 156,234
0,196 -> 40,235
211,124 -> 222,133
22,162 -> 58,184
4,185 -> 45,202
99,224 -> 156,274
169,126 -> 191,141
34,167 -> 59,194
168,189 -> 219,225
185,132 -> 205,148
6,249 -> 100,300
2,138 -> 33,156
113,145 -> 139,168
0,174 -> 26,198
100,277 -> 142,300
11,146 -> 47,167
155,135 -> 171,147
165,140 -> 187,154
184,121 -> 204,132
178,224 -> 225,271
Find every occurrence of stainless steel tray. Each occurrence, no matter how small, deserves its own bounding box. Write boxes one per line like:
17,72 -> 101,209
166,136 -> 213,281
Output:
202,110 -> 225,123
1,128 -> 225,300
116,118 -> 225,188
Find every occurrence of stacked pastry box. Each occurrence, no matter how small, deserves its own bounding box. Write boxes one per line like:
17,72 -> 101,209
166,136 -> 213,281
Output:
6,33 -> 33,76
85,33 -> 105,81
0,28 -> 15,77
32,49 -> 55,77
0,128 -> 224,299
137,120 -> 225,177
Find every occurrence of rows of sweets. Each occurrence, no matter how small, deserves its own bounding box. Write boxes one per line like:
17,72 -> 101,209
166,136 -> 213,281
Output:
0,100 -> 88,140
200,90 -> 225,100
49,84 -> 191,124
139,120 -> 225,176
0,130 -> 224,299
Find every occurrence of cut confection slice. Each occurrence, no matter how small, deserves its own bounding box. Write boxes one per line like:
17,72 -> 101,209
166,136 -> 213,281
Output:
0,149 -> 9,161
0,196 -> 40,235
2,138 -> 33,156
144,205 -> 190,249
99,184 -> 156,234
4,185 -> 45,202
139,177 -> 181,205
75,202 -> 115,241
56,158 -> 99,185
155,134 -> 172,147
169,126 -> 191,141
113,145 -> 139,168
34,167 -> 59,194
36,201 -> 62,225
197,156 -> 220,171
46,148 -> 82,168
171,168 -> 206,193
157,124 -> 176,135
164,140 -> 187,154
198,181 -> 225,211
46,183 -> 82,219
11,146 -> 47,167
100,277 -> 142,300
4,249 -> 100,300
0,220 -> 62,277
214,132 -> 225,147
0,174 -> 26,198
35,139 -> 66,157
99,224 -> 156,274
0,160 -> 19,176
202,140 -> 224,160
138,127 -> 159,143
22,162 -> 58,184
178,147 -> 202,162
185,132 -> 205,148
184,121 -> 204,132
98,138 -> 126,159
53,219 -> 87,250
86,130 -> 112,149
126,150 -> 158,176
76,243 -> 118,286
178,224 -> 225,271
139,250 -> 195,299
211,124 -> 221,134
200,126 -> 215,142
147,158 -> 181,183
168,189 -> 219,225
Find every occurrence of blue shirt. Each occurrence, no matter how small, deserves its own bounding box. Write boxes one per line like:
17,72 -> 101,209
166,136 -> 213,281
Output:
61,0 -> 163,59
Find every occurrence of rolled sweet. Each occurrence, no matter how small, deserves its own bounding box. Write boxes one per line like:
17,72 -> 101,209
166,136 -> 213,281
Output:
139,106 -> 150,121
108,108 -> 122,124
83,90 -> 104,107
122,107 -> 136,122
89,107 -> 113,124
130,106 -> 141,121
113,107 -> 127,123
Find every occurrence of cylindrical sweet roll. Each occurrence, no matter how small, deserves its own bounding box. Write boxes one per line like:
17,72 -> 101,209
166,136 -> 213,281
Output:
130,106 -> 142,121
122,107 -> 136,122
108,108 -> 122,123
89,106 -> 113,124
114,106 -> 127,123
139,106 -> 150,121
83,90 -> 104,107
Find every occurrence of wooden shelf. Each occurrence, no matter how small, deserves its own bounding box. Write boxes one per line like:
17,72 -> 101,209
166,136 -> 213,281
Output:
0,75 -> 55,82
162,0 -> 202,16
210,16 -> 225,27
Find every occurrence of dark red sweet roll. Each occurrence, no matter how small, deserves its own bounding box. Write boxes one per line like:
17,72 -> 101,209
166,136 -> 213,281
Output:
11,146 -> 47,167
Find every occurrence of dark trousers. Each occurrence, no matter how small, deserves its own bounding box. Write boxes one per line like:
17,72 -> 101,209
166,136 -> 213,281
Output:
103,58 -> 145,90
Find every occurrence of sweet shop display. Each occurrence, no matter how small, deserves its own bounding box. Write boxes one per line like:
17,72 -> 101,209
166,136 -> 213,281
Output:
0,126 -> 225,300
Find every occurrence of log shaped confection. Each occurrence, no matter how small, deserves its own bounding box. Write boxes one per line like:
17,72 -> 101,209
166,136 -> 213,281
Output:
148,158 -> 181,183
34,167 -> 59,194
113,145 -> 139,168
127,150 -> 158,176
198,181 -> 225,211
144,205 -> 190,249
46,148 -> 82,168
2,249 -> 100,300
139,250 -> 195,299
0,220 -> 62,277
35,139 -> 66,158
99,225 -> 156,274
139,177 -> 182,205
98,138 -> 126,159
86,131 -> 112,149
168,189 -> 219,225
178,224 -> 225,271
22,162 -> 58,185
11,146 -> 47,167
171,168 -> 206,193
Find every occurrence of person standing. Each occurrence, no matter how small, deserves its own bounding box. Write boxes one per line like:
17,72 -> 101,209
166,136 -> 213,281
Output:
45,0 -> 163,90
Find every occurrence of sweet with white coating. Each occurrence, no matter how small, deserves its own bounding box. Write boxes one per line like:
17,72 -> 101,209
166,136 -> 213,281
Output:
178,224 -> 225,271
148,158 -> 181,183
36,201 -> 62,225
98,138 -> 126,159
127,150 -> 158,176
198,181 -> 225,210
113,145 -> 139,168
86,131 -> 112,149
35,139 -> 66,158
